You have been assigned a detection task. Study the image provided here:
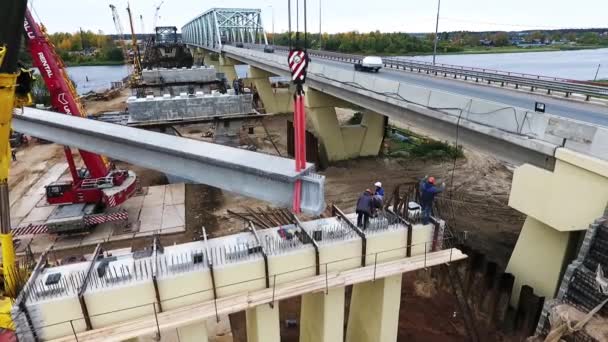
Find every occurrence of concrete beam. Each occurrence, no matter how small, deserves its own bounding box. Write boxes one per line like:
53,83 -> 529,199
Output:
12,108 -> 325,215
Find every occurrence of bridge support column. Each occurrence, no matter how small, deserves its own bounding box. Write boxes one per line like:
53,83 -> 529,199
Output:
246,302 -> 280,342
506,148 -> 608,305
244,66 -> 292,113
176,321 -> 209,342
217,55 -> 239,83
299,287 -> 345,342
305,88 -> 385,162
345,275 -> 402,342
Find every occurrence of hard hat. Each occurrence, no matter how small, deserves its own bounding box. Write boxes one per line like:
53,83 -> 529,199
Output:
365,189 -> 372,194
428,177 -> 436,184
374,181 -> 382,187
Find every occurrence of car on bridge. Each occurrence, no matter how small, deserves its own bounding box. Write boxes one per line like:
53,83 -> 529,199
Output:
355,56 -> 383,73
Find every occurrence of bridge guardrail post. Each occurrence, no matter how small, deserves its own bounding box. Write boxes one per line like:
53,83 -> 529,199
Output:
70,320 -> 79,342
153,302 -> 161,340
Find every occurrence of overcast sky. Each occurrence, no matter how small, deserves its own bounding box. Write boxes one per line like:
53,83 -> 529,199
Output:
29,0 -> 608,35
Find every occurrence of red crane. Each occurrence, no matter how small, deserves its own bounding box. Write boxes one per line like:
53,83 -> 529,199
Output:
23,10 -> 137,212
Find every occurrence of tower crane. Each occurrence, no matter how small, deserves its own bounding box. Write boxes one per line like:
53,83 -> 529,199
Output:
109,4 -> 132,73
126,3 -> 143,77
153,1 -> 164,29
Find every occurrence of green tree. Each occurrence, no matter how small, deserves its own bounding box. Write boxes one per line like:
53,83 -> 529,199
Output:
580,32 -> 600,45
104,47 -> 124,61
492,32 -> 510,47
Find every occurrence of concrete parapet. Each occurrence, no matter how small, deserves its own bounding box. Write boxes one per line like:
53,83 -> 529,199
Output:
142,66 -> 218,84
126,93 -> 253,123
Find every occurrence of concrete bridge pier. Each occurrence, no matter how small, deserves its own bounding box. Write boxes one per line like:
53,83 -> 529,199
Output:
208,54 -> 238,83
246,301 -> 281,342
506,148 -> 608,305
305,88 -> 385,162
244,66 -> 292,113
299,287 -> 346,342
346,275 -> 403,342
176,321 -> 209,342
190,47 -> 206,66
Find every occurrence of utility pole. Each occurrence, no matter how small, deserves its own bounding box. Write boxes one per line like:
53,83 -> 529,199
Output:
319,0 -> 322,49
270,5 -> 275,45
594,64 -> 601,81
432,0 -> 441,66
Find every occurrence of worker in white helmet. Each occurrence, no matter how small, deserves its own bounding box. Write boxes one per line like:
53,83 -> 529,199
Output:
374,181 -> 384,198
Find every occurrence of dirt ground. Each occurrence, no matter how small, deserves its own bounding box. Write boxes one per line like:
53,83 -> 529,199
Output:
82,88 -> 132,115
9,95 -> 525,341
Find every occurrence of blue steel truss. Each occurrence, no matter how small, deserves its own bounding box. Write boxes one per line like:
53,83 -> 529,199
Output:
182,8 -> 268,50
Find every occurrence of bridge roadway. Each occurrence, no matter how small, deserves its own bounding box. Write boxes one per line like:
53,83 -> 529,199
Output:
311,56 -> 608,127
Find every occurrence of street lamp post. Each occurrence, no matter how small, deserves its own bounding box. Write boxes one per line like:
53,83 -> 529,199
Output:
432,0 -> 441,65
267,4 -> 275,46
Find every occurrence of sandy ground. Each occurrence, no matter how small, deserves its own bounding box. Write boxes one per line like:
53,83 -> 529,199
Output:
8,95 -> 525,341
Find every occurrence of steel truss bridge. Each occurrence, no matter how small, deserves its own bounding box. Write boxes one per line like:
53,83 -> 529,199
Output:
182,8 -> 268,51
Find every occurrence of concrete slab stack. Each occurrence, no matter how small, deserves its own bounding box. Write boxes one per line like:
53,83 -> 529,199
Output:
142,66 -> 218,84
127,93 -> 253,123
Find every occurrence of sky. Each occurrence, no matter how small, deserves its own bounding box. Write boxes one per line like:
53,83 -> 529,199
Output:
29,0 -> 608,35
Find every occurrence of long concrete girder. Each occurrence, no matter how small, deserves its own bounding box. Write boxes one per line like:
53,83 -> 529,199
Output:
12,108 -> 325,215
216,46 -> 558,169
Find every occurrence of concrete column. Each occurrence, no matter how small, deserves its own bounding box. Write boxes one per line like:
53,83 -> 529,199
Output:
299,287 -> 345,342
245,66 -> 292,113
346,275 -> 402,342
246,302 -> 280,342
305,88 -> 385,162
505,217 -> 572,305
176,321 -> 209,342
506,148 -> 608,305
218,55 -> 238,83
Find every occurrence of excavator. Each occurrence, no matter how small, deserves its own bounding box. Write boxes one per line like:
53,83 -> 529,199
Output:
21,9 -> 138,234
0,1 -> 139,331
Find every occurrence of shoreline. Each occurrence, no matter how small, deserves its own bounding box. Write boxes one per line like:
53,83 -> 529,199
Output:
65,61 -> 126,67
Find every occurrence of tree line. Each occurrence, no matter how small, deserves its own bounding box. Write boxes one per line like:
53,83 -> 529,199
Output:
269,29 -> 608,55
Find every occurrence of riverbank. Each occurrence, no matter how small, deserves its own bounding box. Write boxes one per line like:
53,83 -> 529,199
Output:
64,60 -> 125,67
379,44 -> 608,57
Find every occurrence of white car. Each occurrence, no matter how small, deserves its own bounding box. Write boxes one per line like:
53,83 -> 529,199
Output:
354,56 -> 383,73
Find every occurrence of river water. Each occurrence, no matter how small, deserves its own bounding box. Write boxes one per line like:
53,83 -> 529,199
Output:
66,65 -> 130,95
404,48 -> 608,81
66,48 -> 608,93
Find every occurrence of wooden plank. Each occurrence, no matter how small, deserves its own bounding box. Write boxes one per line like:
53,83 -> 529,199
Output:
50,249 -> 467,342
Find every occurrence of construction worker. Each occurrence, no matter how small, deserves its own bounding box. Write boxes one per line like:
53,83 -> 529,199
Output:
356,189 -> 373,229
232,78 -> 240,95
419,176 -> 445,225
374,181 -> 384,199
